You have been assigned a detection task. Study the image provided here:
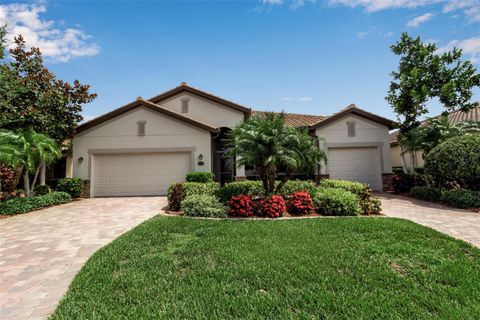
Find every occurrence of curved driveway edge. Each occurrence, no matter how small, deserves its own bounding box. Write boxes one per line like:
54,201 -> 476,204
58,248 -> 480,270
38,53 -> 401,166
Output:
0,197 -> 166,320
379,193 -> 480,248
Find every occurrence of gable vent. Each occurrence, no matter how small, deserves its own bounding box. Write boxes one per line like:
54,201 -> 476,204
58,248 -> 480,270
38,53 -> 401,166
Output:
181,98 -> 190,113
137,121 -> 146,136
347,121 -> 356,137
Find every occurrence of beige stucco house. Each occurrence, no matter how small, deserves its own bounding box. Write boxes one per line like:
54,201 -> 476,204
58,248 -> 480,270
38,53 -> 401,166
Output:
390,106 -> 480,170
69,83 -> 394,197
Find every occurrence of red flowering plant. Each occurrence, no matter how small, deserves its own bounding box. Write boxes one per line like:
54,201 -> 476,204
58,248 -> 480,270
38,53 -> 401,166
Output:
287,191 -> 314,215
259,195 -> 286,218
228,194 -> 256,217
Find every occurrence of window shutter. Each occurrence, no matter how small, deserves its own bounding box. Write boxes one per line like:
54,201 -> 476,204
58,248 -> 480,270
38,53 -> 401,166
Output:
137,121 -> 146,136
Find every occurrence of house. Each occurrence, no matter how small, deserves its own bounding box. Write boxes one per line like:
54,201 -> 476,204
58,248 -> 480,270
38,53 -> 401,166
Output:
68,83 -> 394,197
390,105 -> 480,170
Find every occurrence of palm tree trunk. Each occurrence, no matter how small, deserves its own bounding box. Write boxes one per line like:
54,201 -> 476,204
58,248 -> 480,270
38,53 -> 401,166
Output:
30,165 -> 41,195
40,162 -> 46,185
409,151 -> 416,174
276,169 -> 292,194
399,145 -> 408,174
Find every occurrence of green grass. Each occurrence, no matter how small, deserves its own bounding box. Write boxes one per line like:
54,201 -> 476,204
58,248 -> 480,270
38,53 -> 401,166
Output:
51,217 -> 480,319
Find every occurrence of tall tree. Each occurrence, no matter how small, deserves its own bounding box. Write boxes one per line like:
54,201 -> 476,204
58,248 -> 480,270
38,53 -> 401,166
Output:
386,32 -> 480,173
0,28 -> 97,143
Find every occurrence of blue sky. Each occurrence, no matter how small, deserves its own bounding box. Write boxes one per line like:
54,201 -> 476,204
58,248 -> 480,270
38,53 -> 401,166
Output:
1,0 -> 479,122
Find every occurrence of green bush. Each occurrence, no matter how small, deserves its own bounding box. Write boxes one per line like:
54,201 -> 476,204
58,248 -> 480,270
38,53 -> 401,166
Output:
167,183 -> 183,211
185,172 -> 214,183
217,180 -> 264,203
182,182 -> 220,198
440,189 -> 480,209
312,187 -> 361,216
425,134 -> 480,190
281,180 -> 317,196
0,191 -> 72,215
409,186 -> 442,202
34,185 -> 51,196
56,178 -> 84,198
319,179 -> 377,214
181,195 -> 227,218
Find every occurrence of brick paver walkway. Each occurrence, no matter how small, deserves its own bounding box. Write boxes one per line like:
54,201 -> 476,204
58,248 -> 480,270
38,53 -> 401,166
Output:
0,197 -> 166,320
379,193 -> 480,248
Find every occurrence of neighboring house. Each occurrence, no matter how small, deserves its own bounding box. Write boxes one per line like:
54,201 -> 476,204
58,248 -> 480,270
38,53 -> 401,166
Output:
68,82 -> 394,197
390,105 -> 480,170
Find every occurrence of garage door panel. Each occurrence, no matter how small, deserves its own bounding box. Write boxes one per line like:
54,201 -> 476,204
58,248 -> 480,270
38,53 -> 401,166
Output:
328,147 -> 381,190
93,152 -> 191,197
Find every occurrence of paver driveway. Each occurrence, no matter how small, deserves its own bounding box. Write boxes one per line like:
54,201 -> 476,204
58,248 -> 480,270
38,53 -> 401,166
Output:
379,193 -> 480,248
0,197 -> 166,320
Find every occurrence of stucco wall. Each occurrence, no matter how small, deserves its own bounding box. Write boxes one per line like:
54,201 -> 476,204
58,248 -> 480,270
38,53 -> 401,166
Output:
72,106 -> 212,181
390,144 -> 424,169
315,114 -> 392,174
157,92 -> 245,128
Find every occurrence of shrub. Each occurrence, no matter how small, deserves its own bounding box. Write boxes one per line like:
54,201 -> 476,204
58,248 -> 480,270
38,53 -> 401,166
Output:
281,180 -> 317,196
259,195 -> 286,218
0,191 -> 72,215
409,186 -> 442,202
228,195 -> 256,217
425,134 -> 480,190
287,191 -> 314,215
320,179 -> 370,200
217,180 -> 264,203
182,182 -> 220,198
391,172 -> 427,193
56,178 -> 84,198
34,185 -> 51,196
440,189 -> 480,209
181,195 -> 227,218
167,183 -> 183,211
185,172 -> 214,183
0,165 -> 18,193
363,196 -> 382,214
313,187 -> 361,216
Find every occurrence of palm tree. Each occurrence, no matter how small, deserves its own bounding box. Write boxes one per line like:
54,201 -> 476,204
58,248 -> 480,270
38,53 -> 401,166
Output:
0,127 -> 60,196
225,113 -> 327,195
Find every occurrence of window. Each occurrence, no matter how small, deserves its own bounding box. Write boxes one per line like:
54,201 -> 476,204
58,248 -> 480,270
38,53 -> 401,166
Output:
181,98 -> 189,113
347,121 -> 356,137
137,121 -> 146,136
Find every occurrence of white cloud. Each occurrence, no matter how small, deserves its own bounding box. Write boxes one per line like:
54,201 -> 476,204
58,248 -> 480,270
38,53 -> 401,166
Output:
262,0 -> 283,5
356,26 -> 394,39
328,0 -> 480,23
407,13 -> 434,27
0,3 -> 99,62
283,97 -> 313,102
439,36 -> 480,63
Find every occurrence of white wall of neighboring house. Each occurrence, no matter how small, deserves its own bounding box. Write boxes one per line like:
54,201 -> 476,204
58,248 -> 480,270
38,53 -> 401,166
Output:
72,106 -> 212,196
390,144 -> 425,169
157,92 -> 245,128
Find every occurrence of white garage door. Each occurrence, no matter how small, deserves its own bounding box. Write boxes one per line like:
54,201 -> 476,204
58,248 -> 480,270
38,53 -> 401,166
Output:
327,147 -> 381,190
93,152 -> 191,197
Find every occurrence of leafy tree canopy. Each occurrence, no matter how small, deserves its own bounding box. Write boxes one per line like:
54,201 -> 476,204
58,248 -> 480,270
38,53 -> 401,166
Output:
387,32 -> 480,134
0,25 -> 97,143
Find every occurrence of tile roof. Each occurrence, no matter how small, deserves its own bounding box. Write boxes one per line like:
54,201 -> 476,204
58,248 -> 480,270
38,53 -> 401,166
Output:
390,104 -> 480,144
251,111 -> 326,128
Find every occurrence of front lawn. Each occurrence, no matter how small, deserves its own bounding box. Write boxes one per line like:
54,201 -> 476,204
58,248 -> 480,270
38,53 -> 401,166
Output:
52,217 -> 480,319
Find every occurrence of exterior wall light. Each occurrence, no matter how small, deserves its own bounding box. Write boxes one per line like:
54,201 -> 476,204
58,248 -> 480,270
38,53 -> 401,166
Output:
78,156 -> 84,163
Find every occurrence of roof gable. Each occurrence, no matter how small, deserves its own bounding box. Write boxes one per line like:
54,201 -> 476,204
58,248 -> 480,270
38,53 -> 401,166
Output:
310,104 -> 395,130
75,98 -> 218,134
148,82 -> 251,115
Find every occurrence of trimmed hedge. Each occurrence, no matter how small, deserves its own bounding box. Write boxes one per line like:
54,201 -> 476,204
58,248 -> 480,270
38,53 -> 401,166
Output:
167,182 -> 220,211
0,192 -> 72,215
440,189 -> 480,209
56,178 -> 84,198
313,187 -> 361,216
181,195 -> 227,218
281,180 -> 317,196
409,186 -> 442,202
34,185 -> 51,196
425,134 -> 480,190
217,181 -> 264,203
185,172 -> 214,183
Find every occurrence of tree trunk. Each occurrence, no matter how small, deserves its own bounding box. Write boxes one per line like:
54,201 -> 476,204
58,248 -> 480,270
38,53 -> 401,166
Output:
276,169 -> 292,194
23,171 -> 30,197
40,162 -> 46,185
30,165 -> 41,196
399,145 -> 408,174
409,151 -> 416,174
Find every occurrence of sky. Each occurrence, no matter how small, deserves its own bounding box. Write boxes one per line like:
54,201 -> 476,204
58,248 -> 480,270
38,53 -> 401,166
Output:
0,0 -> 479,123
